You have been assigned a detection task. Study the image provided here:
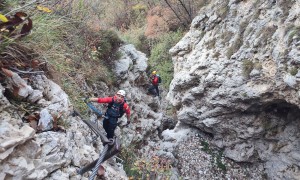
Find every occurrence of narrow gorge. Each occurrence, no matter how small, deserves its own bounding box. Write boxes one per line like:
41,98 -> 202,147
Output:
1,0 -> 300,180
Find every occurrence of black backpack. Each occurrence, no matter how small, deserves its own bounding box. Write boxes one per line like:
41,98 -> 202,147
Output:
157,75 -> 162,83
107,98 -> 126,118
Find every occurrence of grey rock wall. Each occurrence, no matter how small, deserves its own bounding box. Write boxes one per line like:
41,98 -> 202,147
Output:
167,0 -> 300,179
0,44 -> 162,179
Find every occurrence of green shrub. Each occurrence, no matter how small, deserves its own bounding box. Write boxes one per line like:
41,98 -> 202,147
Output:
12,7 -> 121,111
0,0 -> 18,12
57,117 -> 71,129
130,3 -> 147,28
290,67 -> 298,76
148,30 -> 184,88
201,141 -> 210,152
119,140 -> 172,179
119,26 -> 147,48
96,30 -> 123,61
119,143 -> 139,178
216,151 -> 226,171
131,156 -> 172,179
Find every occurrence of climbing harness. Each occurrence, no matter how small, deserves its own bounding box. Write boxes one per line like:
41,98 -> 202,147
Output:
73,99 -> 121,180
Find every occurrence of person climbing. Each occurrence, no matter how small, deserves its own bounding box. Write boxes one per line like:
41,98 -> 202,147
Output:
148,70 -> 160,97
89,90 -> 130,139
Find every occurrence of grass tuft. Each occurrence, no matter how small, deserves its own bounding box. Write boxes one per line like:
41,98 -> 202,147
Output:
242,60 -> 254,79
0,1 -> 124,115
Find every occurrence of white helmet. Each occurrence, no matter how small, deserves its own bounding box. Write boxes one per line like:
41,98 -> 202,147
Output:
116,90 -> 126,97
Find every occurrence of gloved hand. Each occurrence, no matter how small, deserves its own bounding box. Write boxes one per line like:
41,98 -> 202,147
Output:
125,121 -> 130,127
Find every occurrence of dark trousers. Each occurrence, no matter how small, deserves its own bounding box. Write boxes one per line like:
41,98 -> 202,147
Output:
148,85 -> 159,96
103,117 -> 118,139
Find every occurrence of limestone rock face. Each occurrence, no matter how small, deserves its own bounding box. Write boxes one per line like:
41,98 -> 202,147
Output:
113,44 -> 164,146
0,43 -> 162,179
167,0 -> 300,179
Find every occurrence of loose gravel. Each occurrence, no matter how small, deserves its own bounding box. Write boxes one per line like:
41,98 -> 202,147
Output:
174,134 -> 267,180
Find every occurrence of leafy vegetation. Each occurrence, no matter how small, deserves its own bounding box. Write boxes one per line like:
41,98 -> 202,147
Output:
0,1 -> 123,114
201,140 -> 227,171
118,144 -> 139,178
131,156 -> 172,179
96,30 -> 123,63
287,26 -> 300,45
242,60 -> 254,79
119,143 -> 172,179
0,12 -> 32,52
148,30 -> 184,88
290,66 -> 298,76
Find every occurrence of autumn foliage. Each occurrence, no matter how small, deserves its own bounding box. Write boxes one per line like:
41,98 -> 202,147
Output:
145,6 -> 181,38
131,155 -> 172,179
0,12 -> 32,39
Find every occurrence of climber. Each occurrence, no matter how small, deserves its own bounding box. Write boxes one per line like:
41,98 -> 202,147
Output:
89,90 -> 130,139
148,70 -> 160,97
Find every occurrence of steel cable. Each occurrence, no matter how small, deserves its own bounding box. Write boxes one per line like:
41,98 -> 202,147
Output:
89,145 -> 109,180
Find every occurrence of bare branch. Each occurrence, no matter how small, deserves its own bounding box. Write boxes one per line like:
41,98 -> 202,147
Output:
10,67 -> 44,74
163,0 -> 188,28
178,0 -> 193,22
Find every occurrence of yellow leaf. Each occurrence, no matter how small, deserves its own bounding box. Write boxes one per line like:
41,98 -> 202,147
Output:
0,14 -> 8,22
36,5 -> 43,10
37,5 -> 52,13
